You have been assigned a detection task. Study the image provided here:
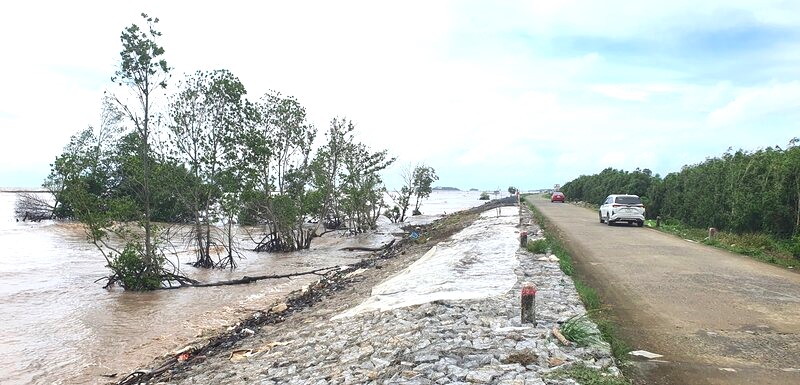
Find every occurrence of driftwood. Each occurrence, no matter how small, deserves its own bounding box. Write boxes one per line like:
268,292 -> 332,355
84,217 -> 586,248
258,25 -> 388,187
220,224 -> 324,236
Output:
340,239 -> 396,252
552,326 -> 571,346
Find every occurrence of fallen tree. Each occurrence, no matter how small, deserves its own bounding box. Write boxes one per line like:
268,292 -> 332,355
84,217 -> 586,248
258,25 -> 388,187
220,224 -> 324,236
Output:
14,192 -> 55,221
160,266 -> 340,290
340,239 -> 396,252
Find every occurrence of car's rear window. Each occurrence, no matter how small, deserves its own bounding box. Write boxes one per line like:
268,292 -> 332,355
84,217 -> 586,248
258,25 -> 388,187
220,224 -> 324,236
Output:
615,196 -> 641,204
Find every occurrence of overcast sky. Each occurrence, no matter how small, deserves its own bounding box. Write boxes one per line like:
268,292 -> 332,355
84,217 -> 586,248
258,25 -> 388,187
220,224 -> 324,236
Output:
2,1 -> 799,191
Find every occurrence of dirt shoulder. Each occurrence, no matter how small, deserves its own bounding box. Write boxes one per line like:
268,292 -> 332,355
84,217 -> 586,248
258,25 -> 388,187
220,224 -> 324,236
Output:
527,196 -> 800,385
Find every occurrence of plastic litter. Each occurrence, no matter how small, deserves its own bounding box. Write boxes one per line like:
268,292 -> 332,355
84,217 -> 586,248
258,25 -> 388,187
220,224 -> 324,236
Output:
629,350 -> 663,359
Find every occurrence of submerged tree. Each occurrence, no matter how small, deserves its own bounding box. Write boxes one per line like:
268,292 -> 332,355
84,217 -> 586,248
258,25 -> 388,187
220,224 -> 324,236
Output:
310,118 -> 355,230
48,101 -> 194,289
340,141 -> 395,233
51,13 -> 199,290
411,165 -> 438,215
386,164 -> 437,221
109,12 -> 170,266
386,165 -> 414,223
169,69 -> 250,268
241,91 -> 319,252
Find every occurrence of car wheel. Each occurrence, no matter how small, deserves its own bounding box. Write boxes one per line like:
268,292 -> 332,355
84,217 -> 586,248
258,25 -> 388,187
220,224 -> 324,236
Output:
606,214 -> 612,226
599,212 -> 604,223
637,220 -> 644,227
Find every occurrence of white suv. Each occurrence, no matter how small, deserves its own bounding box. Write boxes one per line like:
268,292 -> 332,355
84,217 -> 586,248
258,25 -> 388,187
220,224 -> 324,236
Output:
599,194 -> 645,227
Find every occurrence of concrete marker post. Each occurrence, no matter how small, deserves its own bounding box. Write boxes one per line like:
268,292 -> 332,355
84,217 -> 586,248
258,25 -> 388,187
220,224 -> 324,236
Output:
521,282 -> 537,325
520,231 -> 528,248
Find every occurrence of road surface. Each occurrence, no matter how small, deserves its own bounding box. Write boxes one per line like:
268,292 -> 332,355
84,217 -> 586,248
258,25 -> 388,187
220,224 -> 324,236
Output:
527,196 -> 800,385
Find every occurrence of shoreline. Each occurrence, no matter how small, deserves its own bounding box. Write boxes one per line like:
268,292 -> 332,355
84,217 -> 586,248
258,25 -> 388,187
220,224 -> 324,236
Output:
112,198 -> 621,384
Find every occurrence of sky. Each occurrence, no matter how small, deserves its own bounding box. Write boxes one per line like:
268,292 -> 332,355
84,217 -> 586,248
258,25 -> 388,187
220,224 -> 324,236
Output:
1,1 -> 799,191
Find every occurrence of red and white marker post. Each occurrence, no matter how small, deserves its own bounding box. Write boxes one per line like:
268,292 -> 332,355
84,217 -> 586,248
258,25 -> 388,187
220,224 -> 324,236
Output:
521,282 -> 537,325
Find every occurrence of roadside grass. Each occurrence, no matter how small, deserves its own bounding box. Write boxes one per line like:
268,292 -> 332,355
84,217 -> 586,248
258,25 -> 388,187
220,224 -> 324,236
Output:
574,280 -> 601,311
644,219 -> 800,270
546,364 -> 630,385
525,200 -> 631,363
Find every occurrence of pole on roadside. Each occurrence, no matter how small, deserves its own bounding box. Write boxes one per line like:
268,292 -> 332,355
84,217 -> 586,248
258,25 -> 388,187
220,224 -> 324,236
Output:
521,282 -> 537,325
520,231 -> 528,248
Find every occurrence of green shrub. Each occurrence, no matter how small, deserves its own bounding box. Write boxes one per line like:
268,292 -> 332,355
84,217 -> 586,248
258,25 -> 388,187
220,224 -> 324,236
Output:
110,242 -> 163,290
526,238 -> 549,254
792,236 -> 800,258
479,192 -> 490,200
561,313 -> 604,346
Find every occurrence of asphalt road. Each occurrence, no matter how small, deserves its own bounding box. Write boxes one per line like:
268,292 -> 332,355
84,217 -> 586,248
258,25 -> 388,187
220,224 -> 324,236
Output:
527,196 -> 800,385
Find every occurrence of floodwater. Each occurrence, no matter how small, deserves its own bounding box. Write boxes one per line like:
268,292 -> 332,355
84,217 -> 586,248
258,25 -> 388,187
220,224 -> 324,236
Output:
0,190 -> 485,385
335,206 -> 520,319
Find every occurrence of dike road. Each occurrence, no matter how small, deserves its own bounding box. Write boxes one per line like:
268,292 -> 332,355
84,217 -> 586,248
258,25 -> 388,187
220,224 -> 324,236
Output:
527,195 -> 800,385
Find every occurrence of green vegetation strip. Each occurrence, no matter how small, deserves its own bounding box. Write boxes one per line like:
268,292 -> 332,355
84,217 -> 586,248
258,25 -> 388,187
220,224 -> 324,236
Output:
525,200 -> 631,363
644,219 -> 800,270
546,364 -> 630,385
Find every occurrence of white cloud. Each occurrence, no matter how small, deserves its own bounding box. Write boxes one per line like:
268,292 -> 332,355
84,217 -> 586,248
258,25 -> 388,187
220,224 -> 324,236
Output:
591,85 -> 650,102
1,1 -> 799,190
708,82 -> 800,127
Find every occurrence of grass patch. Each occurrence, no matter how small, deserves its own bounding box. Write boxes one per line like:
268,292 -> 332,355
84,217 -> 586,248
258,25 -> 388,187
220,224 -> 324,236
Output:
525,199 -> 630,363
645,219 -> 800,270
561,313 -> 604,346
575,280 -> 601,311
547,364 -> 630,385
526,238 -> 549,254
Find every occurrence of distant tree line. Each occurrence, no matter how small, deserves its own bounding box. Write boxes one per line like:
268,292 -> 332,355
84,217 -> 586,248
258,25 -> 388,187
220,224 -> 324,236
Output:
560,141 -> 800,238
31,14 -> 440,290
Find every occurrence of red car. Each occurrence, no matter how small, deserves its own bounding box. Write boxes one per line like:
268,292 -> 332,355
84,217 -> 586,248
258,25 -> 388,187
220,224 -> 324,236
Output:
551,191 -> 565,203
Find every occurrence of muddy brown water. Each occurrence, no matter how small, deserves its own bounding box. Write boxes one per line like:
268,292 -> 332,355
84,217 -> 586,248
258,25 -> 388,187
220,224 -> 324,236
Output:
0,191 -> 484,385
